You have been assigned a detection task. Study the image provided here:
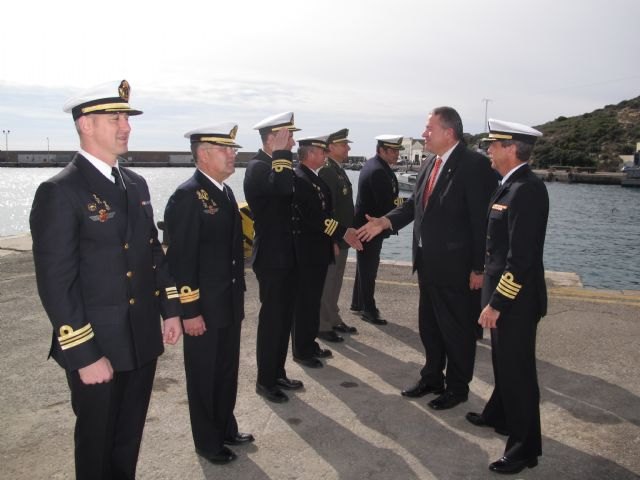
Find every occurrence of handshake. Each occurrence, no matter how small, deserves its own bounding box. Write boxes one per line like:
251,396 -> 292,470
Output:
342,214 -> 391,250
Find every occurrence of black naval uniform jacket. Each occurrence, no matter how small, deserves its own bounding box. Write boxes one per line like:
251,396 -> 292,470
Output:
294,164 -> 347,263
483,164 -> 549,317
243,149 -> 296,270
164,170 -> 245,326
318,157 -> 354,249
353,154 -> 402,235
30,154 -> 181,372
387,144 -> 497,288
481,163 -> 549,461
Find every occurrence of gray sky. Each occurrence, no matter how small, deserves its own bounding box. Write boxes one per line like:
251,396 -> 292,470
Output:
1,0 -> 639,156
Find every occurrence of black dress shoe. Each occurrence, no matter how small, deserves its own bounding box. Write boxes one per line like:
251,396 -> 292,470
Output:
313,346 -> 333,358
465,412 -> 509,436
256,383 -> 289,403
349,305 -> 361,313
489,456 -> 538,474
293,357 -> 323,368
276,377 -> 304,390
401,380 -> 445,398
318,330 -> 344,343
224,432 -> 255,446
196,446 -> 237,464
428,391 -> 468,410
360,310 -> 387,325
333,321 -> 358,334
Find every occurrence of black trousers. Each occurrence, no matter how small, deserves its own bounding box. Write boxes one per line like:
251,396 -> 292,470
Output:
254,266 -> 298,387
292,264 -> 328,359
482,280 -> 542,460
417,267 -> 476,395
183,319 -> 242,454
351,236 -> 383,313
66,359 -> 157,480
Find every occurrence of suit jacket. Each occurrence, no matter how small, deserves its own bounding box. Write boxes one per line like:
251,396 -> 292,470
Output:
387,143 -> 498,288
30,154 -> 181,372
293,164 -> 346,267
484,164 -> 549,316
164,170 -> 245,328
354,155 -> 402,235
319,157 -> 354,250
243,149 -> 296,270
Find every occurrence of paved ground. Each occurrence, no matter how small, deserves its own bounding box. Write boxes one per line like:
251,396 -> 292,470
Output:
1,234 -> 639,479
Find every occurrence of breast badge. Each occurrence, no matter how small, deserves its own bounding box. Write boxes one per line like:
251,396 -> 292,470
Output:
88,194 -> 116,222
197,189 -> 218,215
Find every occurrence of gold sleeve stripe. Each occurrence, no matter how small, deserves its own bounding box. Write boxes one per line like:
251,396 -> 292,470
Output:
165,286 -> 180,300
272,159 -> 293,173
496,272 -> 522,300
496,284 -> 517,299
179,286 -> 200,304
324,218 -> 339,236
58,324 -> 95,350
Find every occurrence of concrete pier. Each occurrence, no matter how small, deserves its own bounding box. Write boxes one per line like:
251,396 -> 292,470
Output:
1,234 -> 639,479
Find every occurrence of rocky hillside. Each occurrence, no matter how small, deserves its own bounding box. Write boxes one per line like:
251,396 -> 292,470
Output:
467,95 -> 640,171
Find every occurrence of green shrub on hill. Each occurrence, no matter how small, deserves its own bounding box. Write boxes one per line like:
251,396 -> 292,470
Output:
467,95 -> 640,171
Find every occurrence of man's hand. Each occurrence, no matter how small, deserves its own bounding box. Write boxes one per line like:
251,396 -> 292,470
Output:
357,214 -> 391,242
78,357 -> 113,385
272,129 -> 292,151
162,316 -> 183,345
469,272 -> 484,290
183,315 -> 207,336
478,304 -> 500,329
343,228 -> 363,251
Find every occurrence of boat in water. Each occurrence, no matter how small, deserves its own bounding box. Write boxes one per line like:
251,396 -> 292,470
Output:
396,172 -> 417,192
621,166 -> 640,187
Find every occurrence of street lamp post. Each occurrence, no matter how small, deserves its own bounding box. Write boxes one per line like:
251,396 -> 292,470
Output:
47,137 -> 50,162
481,99 -> 492,132
2,129 -> 9,161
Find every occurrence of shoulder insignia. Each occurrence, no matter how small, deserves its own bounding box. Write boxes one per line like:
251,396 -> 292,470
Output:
496,272 -> 522,300
394,197 -> 404,207
179,286 -> 200,304
58,324 -> 94,350
492,204 -> 508,211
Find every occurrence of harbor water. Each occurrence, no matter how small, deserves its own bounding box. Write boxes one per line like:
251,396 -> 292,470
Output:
1,166 -> 638,290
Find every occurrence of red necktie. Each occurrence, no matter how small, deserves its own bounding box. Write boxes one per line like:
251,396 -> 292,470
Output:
422,156 -> 442,208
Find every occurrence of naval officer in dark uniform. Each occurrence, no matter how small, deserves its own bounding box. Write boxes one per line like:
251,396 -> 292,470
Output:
317,129 -> 358,342
243,112 -> 304,403
164,123 -> 252,465
467,119 -> 548,475
30,80 -> 182,480
292,135 -> 362,368
351,135 -> 404,325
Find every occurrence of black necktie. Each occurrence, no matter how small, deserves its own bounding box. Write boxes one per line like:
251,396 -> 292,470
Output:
111,167 -> 126,192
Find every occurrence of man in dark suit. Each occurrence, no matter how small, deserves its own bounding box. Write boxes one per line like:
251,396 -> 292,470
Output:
318,129 -> 358,342
243,112 -> 304,404
292,135 -> 362,368
357,107 -> 497,410
466,119 -> 548,474
30,80 -> 182,480
164,123 -> 253,465
351,135 -> 405,325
